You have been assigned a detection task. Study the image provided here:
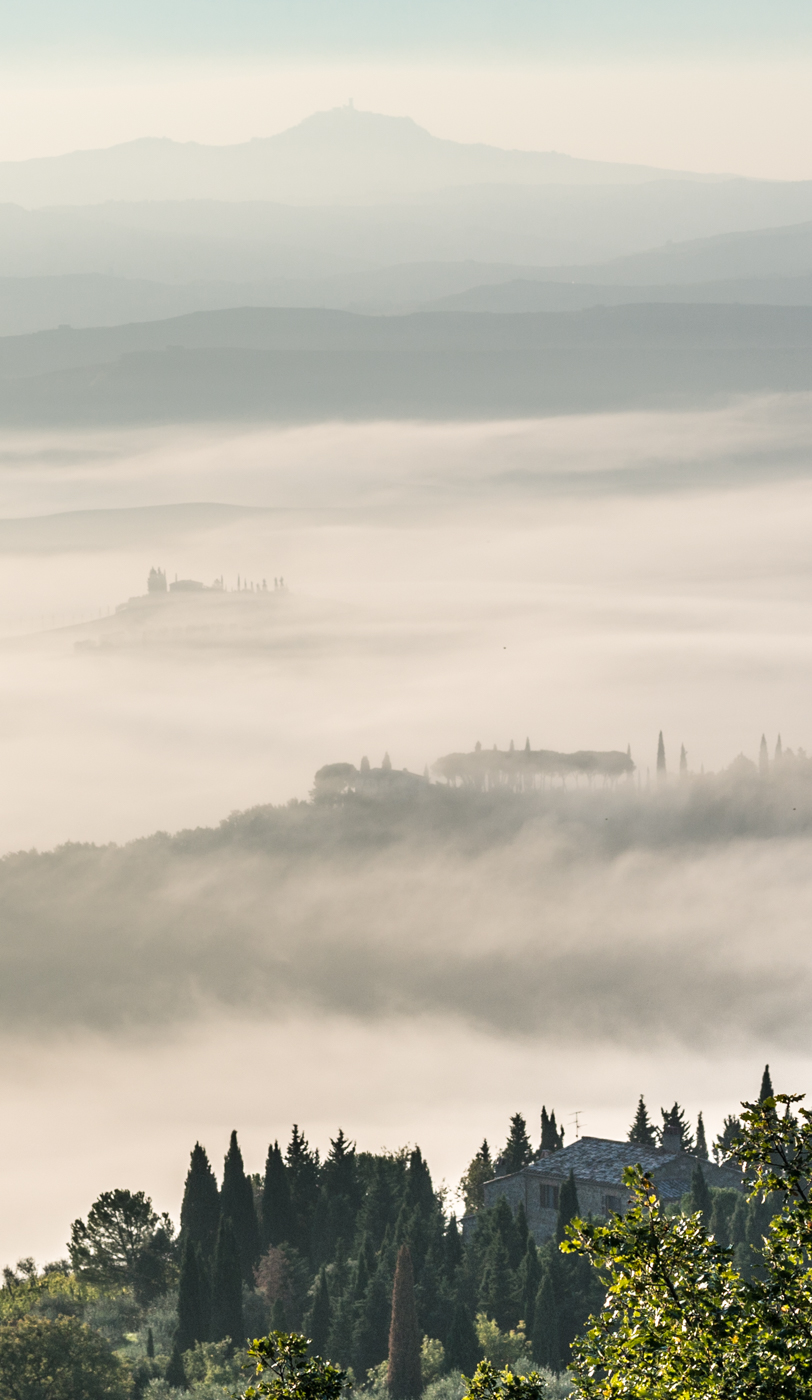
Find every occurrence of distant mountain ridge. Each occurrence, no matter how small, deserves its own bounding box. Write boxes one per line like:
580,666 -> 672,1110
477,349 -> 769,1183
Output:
0,107 -> 732,208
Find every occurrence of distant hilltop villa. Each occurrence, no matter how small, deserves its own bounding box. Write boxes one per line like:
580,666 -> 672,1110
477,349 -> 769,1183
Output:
314,741 -> 634,799
145,567 -> 287,594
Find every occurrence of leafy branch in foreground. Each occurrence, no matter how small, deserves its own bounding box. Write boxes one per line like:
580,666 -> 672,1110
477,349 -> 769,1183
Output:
239,1330 -> 346,1400
563,1093 -> 812,1399
462,1356 -> 548,1400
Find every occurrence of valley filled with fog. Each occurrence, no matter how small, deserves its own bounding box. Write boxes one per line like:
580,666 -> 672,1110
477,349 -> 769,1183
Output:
2,102 -> 812,1272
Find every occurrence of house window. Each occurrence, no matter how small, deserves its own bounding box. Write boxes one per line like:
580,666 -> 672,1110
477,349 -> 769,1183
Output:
539,1183 -> 560,1209
601,1194 -> 623,1216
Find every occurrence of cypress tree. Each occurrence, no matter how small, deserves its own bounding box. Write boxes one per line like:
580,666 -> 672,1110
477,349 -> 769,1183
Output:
555,1171 -> 580,1246
444,1217 -> 463,1275
689,1163 -> 712,1228
628,1096 -> 657,1147
445,1296 -> 480,1375
478,1235 -> 517,1330
221,1130 -> 260,1284
307,1268 -> 331,1355
177,1239 -> 209,1354
760,1064 -> 774,1102
387,1245 -> 422,1400
180,1143 -> 220,1265
518,1237 -> 542,1333
271,1298 -> 288,1330
146,1328 -> 155,1359
679,744 -> 688,776
261,1142 -> 293,1251
539,1108 -> 563,1153
514,1203 -> 530,1258
353,1264 -> 392,1379
531,1271 -> 559,1371
695,1113 -> 709,1160
759,734 -> 769,775
502,1113 -> 534,1174
286,1125 -> 321,1262
656,731 -> 666,778
165,1341 -> 186,1390
210,1216 -> 244,1349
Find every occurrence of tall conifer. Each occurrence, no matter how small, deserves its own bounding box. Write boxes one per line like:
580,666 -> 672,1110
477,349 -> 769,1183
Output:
555,1171 -> 580,1245
353,1264 -> 391,1379
221,1130 -> 260,1284
177,1239 -> 209,1354
695,1113 -> 709,1160
210,1216 -> 244,1349
502,1113 -> 533,1173
180,1143 -> 220,1266
760,1065 -> 774,1102
531,1271 -> 560,1371
261,1142 -> 292,1251
690,1163 -> 712,1228
628,1096 -> 656,1147
387,1245 -> 422,1400
656,731 -> 666,778
518,1236 -> 542,1333
165,1342 -> 186,1390
307,1268 -> 332,1355
445,1296 -> 480,1375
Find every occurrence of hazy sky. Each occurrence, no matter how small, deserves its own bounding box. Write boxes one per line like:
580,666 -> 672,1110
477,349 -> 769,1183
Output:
0,2 -> 811,176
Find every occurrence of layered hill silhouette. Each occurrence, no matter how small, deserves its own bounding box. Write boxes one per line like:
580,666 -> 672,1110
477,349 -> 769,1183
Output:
2,304 -> 812,425
0,107 -> 729,208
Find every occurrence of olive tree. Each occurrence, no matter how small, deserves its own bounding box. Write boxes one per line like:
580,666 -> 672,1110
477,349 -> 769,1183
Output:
564,1093 -> 812,1398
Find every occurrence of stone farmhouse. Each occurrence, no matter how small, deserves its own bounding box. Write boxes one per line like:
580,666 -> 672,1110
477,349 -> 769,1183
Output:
482,1131 -> 744,1244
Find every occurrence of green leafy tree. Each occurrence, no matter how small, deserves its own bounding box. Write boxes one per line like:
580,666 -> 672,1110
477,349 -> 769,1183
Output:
240,1331 -> 345,1400
564,1091 -> 812,1399
501,1115 -> 534,1175
222,1130 -> 260,1284
387,1244 -> 422,1400
459,1143 -> 494,1214
0,1315 -> 130,1400
180,1143 -> 220,1265
69,1188 -> 175,1305
211,1215 -> 244,1348
262,1142 -> 293,1252
627,1095 -> 656,1147
461,1357 -> 547,1400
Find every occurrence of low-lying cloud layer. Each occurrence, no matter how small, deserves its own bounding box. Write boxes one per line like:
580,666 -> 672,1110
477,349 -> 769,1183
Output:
3,773 -> 811,1049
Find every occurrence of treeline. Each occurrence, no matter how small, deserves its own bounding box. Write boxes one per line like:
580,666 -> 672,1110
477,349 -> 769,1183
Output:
0,1084 -> 779,1398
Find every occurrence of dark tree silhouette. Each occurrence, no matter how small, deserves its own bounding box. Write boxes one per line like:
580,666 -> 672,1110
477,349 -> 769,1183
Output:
221,1130 -> 260,1283
628,1096 -> 657,1147
210,1216 -> 244,1348
502,1113 -> 534,1174
177,1238 -> 210,1353
445,1295 -> 481,1375
387,1244 -> 422,1400
180,1143 -> 220,1264
262,1141 -> 293,1251
555,1171 -> 580,1245
656,731 -> 666,778
760,1065 -> 774,1102
307,1268 -> 332,1355
695,1113 -> 709,1160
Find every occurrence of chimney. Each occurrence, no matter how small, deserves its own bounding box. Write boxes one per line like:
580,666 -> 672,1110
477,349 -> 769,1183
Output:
661,1128 -> 682,1155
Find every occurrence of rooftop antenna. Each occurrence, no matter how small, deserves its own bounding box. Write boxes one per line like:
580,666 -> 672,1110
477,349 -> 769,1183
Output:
569,1111 -> 583,1140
